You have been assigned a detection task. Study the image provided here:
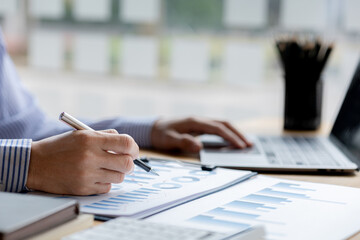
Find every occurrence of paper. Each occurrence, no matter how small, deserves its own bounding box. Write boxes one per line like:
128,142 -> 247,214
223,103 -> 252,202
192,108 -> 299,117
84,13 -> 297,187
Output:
72,33 -> 110,74
170,39 -> 210,82
28,30 -> 64,70
30,160 -> 255,218
120,0 -> 160,24
223,42 -> 265,84
73,0 -> 111,21
223,0 -> 267,28
148,175 -> 360,239
344,0 -> 360,32
121,36 -> 158,79
280,0 -> 327,30
29,0 -> 64,19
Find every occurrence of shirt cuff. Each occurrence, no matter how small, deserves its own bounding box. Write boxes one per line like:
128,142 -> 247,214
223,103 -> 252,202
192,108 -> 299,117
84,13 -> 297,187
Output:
0,139 -> 32,192
118,117 -> 158,148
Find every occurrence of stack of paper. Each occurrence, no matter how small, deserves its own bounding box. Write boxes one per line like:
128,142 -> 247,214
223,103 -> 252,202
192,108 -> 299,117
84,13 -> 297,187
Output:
31,160 -> 255,218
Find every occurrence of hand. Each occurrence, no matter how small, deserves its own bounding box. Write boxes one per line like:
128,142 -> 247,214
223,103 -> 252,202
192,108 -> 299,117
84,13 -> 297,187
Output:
151,117 -> 252,153
27,129 -> 138,195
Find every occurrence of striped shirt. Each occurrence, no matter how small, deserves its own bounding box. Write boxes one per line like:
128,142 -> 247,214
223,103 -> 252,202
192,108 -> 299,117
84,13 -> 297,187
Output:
0,139 -> 31,192
0,30 -> 156,192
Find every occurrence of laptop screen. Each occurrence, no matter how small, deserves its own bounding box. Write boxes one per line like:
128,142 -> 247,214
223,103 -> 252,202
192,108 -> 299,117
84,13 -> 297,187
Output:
331,61 -> 360,161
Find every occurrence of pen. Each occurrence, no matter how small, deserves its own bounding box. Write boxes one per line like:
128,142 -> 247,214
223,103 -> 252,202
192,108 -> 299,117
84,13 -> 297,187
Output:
139,156 -> 217,171
59,112 -> 159,176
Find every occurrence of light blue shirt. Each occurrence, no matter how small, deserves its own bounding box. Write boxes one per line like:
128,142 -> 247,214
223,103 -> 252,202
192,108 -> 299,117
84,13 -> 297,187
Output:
0,30 -> 156,192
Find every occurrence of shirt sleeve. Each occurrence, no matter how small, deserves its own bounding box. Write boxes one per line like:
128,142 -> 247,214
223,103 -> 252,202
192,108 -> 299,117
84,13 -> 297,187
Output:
87,117 -> 158,148
0,29 -> 157,148
0,139 -> 31,192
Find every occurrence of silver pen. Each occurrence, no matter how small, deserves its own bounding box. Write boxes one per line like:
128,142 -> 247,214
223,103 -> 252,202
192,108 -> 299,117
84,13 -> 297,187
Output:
59,112 -> 159,176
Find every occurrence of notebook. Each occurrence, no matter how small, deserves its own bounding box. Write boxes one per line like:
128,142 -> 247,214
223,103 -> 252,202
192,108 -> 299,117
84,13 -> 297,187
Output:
0,192 -> 79,240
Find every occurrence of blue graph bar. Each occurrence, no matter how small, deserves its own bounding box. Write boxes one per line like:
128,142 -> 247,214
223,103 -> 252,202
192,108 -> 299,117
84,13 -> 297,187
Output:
132,190 -> 157,195
101,200 -> 125,205
259,188 -> 346,205
189,170 -> 216,176
189,215 -> 251,231
126,175 -> 154,181
273,182 -> 316,191
225,200 -> 276,211
92,202 -> 119,208
153,182 -> 182,189
123,179 -> 148,184
140,188 -> 160,192
126,192 -> 148,197
258,188 -> 310,199
110,197 -> 136,202
208,208 -> 260,220
84,205 -> 118,211
242,194 -> 291,205
116,195 -> 147,200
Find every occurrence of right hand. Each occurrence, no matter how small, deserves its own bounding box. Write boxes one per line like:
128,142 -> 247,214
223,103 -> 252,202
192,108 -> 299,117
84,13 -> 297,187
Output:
26,129 -> 138,195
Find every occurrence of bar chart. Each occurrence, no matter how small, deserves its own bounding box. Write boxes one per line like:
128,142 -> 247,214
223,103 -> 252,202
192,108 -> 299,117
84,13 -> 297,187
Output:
148,175 -> 360,240
65,161 -> 254,218
185,179 -> 346,235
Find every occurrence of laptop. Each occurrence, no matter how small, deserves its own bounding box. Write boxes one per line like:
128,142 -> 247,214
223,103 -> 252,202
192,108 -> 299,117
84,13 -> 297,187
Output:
200,61 -> 360,173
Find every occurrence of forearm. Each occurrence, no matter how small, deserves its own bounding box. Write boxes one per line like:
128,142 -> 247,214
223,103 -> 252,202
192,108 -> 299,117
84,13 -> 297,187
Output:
0,139 -> 31,192
86,116 -> 158,148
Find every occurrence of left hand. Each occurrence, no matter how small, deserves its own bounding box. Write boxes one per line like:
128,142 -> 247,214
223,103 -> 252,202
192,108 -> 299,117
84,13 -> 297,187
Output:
151,117 -> 252,153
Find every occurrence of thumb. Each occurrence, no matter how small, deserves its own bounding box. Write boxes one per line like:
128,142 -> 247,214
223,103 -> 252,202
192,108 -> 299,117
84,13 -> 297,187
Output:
173,133 -> 203,153
99,129 -> 119,134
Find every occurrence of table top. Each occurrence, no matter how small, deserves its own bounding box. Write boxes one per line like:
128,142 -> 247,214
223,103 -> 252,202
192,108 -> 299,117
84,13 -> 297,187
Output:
95,118 -> 360,239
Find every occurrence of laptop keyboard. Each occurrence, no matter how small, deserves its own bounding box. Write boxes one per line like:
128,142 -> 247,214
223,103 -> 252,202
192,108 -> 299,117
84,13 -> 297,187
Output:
258,136 -> 340,166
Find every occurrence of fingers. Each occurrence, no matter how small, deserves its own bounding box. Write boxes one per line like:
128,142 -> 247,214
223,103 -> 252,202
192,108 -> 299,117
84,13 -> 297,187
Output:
99,129 -> 119,134
94,132 -> 139,159
165,131 -> 203,153
98,151 -> 135,174
217,121 -> 253,147
187,118 -> 248,148
94,183 -> 112,194
96,169 -> 126,184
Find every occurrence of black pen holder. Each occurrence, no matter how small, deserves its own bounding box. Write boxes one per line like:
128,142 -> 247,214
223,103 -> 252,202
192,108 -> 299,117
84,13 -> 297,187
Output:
284,75 -> 323,130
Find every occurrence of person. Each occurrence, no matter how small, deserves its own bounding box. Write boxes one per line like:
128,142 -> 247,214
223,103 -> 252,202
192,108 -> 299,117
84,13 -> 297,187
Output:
0,30 -> 251,195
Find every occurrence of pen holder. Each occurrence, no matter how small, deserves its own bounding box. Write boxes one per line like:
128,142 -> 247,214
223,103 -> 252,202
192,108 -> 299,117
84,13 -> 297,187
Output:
284,75 -> 323,130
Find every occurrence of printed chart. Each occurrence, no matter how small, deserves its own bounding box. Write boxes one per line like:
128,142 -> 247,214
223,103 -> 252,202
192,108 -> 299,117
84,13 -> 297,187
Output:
31,160 -> 254,218
148,175 -> 360,240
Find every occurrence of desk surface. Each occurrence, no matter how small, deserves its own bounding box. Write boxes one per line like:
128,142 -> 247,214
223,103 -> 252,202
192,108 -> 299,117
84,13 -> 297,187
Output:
96,118 -> 360,239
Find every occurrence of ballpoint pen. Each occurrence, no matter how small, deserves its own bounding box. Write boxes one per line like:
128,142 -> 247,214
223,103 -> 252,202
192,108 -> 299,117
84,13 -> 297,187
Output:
59,112 -> 159,176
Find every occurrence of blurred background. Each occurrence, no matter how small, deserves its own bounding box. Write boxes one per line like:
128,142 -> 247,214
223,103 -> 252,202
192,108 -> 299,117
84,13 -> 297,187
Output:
1,0 -> 360,128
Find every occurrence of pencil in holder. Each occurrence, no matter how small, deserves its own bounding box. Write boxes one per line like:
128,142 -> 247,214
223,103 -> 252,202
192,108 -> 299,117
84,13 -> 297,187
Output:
276,37 -> 332,131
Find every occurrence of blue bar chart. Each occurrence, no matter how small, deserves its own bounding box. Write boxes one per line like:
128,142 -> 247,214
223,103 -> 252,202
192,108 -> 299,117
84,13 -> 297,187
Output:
70,160 -> 254,218
84,186 -> 162,210
184,180 -> 347,233
224,200 -> 276,212
146,176 -> 360,240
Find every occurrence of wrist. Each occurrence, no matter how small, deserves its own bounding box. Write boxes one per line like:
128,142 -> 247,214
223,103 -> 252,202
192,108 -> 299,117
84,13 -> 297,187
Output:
150,118 -> 164,149
26,141 -> 42,191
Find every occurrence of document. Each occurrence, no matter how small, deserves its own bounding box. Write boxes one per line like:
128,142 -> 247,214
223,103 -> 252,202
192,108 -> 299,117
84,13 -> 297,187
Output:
0,192 -> 78,240
30,160 -> 255,218
147,175 -> 360,240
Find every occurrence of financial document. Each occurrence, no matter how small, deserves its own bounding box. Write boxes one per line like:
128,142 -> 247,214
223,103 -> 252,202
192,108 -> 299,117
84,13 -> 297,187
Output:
148,175 -> 360,240
31,160 -> 255,218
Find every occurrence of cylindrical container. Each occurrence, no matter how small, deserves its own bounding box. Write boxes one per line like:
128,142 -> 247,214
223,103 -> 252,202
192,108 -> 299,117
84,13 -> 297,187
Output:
284,76 -> 323,130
